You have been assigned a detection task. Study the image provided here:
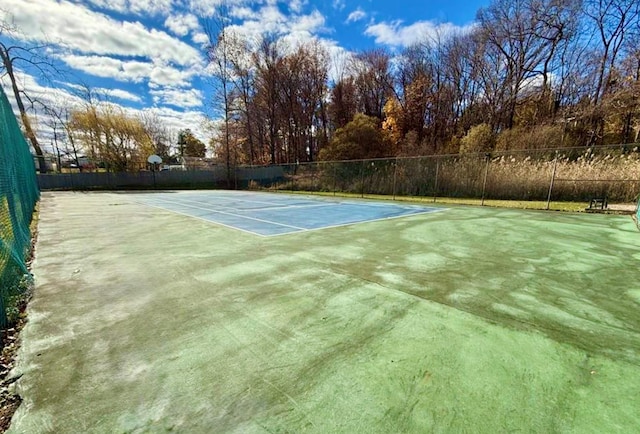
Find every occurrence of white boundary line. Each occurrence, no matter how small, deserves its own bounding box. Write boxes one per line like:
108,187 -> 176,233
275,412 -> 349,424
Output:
137,201 -> 273,237
133,192 -> 447,237
167,198 -> 254,212
155,191 -> 432,212
247,203 -> 337,211
260,208 -> 448,237
146,197 -> 308,230
170,197 -> 335,213
198,194 -> 282,207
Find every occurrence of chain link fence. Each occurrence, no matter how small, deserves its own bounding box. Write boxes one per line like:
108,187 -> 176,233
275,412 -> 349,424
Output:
0,86 -> 39,328
246,145 -> 640,211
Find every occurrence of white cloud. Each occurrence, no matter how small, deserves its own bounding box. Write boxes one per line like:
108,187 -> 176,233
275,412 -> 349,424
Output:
144,106 -> 208,142
93,87 -> 143,103
1,0 -> 202,67
60,83 -> 143,103
346,8 -> 366,24
150,87 -> 203,108
365,20 -> 474,48
83,0 -> 174,17
332,0 -> 345,11
291,10 -> 325,33
188,0 -> 231,17
2,72 -> 89,148
289,0 -> 305,14
225,5 -> 327,45
62,55 -> 135,80
260,5 -> 288,32
230,6 -> 257,20
192,32 -> 210,45
60,55 -> 200,87
164,13 -> 200,37
2,73 -> 84,111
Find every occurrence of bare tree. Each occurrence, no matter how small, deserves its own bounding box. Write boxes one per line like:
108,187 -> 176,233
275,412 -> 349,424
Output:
253,34 -> 283,164
349,49 -> 393,120
140,110 -> 173,160
329,77 -> 358,129
442,32 -> 483,133
224,31 -> 259,165
0,18 -> 54,173
205,5 -> 235,186
584,0 -> 640,105
274,41 -> 330,163
476,0 -> 576,128
43,103 -> 83,171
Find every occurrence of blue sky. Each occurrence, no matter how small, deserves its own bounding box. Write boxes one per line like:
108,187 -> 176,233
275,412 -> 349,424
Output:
1,0 -> 488,143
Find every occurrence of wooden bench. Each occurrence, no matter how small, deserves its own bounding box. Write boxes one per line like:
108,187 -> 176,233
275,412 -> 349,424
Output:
588,196 -> 607,210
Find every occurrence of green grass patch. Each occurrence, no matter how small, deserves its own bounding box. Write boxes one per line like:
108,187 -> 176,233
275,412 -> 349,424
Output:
267,188 -> 588,212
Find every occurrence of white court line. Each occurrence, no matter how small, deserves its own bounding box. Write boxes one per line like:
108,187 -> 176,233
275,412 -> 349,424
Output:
146,197 -> 308,230
134,193 -> 446,237
181,191 -> 431,211
260,207 -> 448,237
174,198 -> 337,213
137,201 -> 273,237
164,197 -> 255,212
248,203 -> 338,211
166,195 -> 335,213
204,194 -> 283,207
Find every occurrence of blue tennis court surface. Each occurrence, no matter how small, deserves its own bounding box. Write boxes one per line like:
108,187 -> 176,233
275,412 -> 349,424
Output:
134,191 -> 444,236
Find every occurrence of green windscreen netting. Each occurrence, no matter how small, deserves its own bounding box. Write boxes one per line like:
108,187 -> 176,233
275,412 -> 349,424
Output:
0,85 -> 39,328
637,196 -> 640,231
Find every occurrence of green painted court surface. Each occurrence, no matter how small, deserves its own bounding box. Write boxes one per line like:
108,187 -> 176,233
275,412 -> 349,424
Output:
9,191 -> 640,433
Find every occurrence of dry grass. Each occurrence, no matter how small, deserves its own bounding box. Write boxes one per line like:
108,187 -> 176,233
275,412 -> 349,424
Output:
483,150 -> 640,202
272,147 -> 640,204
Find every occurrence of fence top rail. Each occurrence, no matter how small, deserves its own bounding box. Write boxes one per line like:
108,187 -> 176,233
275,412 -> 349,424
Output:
555,178 -> 640,182
41,143 -> 639,173
234,143 -> 640,168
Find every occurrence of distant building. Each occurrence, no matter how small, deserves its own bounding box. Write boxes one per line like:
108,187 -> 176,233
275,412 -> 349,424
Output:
33,153 -> 57,172
180,156 -> 220,170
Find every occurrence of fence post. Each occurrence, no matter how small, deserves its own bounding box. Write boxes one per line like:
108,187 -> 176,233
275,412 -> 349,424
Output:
234,164 -> 238,190
290,164 -> 294,192
481,153 -> 490,206
433,158 -> 439,203
392,157 -> 398,200
332,162 -> 337,196
313,162 -> 318,193
546,150 -> 559,210
360,159 -> 365,198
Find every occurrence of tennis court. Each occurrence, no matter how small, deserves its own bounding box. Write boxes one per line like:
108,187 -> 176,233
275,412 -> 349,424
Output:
134,191 -> 443,236
9,190 -> 640,433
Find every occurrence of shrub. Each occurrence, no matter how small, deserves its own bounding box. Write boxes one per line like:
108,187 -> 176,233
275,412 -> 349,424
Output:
496,125 -> 574,151
319,114 -> 389,161
460,124 -> 495,154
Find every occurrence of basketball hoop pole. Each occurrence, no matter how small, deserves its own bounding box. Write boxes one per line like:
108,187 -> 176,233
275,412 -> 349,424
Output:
147,154 -> 163,191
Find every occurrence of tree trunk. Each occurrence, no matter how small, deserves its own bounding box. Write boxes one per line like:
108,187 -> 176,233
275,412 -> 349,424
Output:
0,46 -> 47,173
